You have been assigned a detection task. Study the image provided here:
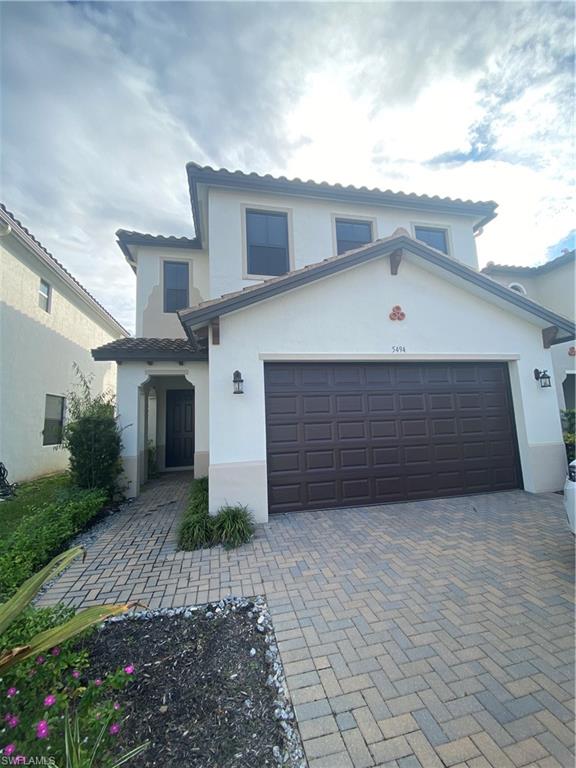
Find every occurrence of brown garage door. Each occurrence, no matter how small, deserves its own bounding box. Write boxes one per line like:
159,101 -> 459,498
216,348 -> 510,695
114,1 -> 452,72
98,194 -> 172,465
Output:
265,362 -> 522,513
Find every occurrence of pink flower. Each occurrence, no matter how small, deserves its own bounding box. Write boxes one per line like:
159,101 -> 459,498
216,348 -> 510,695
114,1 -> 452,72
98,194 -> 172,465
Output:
50,647 -> 61,656
71,670 -> 80,679
3,744 -> 15,756
4,714 -> 19,729
123,665 -> 134,675
36,655 -> 45,665
36,720 -> 49,739
109,723 -> 120,736
14,757 -> 26,765
94,678 -> 102,687
113,702 -> 120,711
6,687 -> 17,698
43,695 -> 56,708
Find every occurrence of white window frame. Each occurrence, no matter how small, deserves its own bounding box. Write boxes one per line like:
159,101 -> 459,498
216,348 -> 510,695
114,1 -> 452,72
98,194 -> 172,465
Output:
42,394 -> 65,447
39,278 -> 51,312
161,257 -> 193,315
241,203 -> 294,280
411,221 -> 453,256
508,282 -> 527,295
331,214 -> 378,257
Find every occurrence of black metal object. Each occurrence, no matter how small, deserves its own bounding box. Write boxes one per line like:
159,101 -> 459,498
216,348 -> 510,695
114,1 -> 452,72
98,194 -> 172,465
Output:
0,462 -> 16,499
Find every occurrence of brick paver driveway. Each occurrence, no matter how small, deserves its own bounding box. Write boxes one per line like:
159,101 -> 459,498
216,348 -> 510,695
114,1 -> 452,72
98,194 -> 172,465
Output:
40,475 -> 575,768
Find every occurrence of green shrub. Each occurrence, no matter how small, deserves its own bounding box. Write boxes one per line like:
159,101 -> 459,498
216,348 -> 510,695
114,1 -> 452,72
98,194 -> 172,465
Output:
189,475 -> 208,508
0,604 -> 76,654
178,509 -> 215,550
562,410 -> 576,463
212,504 -> 255,550
0,489 -> 107,599
62,366 -> 122,496
1,600 -> 142,766
178,477 -> 213,550
178,479 -> 255,551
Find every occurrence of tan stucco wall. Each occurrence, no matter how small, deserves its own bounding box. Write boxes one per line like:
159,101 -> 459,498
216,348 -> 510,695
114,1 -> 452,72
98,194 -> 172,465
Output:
486,262 -> 575,320
134,246 -> 209,338
0,235 -> 122,482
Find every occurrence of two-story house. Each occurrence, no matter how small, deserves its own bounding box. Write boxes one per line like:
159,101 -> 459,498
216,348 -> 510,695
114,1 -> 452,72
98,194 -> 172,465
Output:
93,164 -> 575,522
0,204 -> 128,483
481,251 -> 576,411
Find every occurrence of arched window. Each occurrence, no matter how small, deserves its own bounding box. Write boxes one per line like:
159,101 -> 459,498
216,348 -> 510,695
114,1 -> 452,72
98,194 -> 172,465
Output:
508,282 -> 527,295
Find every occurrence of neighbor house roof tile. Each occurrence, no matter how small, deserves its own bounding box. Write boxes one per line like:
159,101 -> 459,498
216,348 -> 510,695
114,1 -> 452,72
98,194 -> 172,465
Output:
0,203 -> 128,337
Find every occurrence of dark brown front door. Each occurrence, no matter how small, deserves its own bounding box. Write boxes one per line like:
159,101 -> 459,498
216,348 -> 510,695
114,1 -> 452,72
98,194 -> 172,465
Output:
166,390 -> 195,468
265,362 -> 522,513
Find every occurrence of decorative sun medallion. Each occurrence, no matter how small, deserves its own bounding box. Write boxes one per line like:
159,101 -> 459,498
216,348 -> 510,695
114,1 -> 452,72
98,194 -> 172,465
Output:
389,305 -> 406,321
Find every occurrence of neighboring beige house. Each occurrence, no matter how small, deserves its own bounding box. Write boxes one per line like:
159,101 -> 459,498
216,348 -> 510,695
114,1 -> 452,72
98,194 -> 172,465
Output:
482,251 -> 576,410
0,204 -> 128,483
94,163 -> 575,522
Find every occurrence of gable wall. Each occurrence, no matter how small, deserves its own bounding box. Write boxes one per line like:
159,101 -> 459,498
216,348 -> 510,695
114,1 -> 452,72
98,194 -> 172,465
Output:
136,245 -> 209,337
207,256 -> 565,520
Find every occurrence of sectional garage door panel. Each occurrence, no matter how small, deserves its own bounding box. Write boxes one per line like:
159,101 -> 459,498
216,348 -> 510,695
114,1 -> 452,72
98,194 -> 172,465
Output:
265,363 -> 521,513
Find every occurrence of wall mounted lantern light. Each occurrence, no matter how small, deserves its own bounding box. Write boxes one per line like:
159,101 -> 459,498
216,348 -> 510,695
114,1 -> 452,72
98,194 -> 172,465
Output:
233,370 -> 244,395
533,369 -> 552,388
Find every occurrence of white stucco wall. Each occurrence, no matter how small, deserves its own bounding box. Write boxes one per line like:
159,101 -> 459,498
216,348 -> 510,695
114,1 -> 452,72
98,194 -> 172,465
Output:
135,246 -> 209,337
0,235 -> 122,483
116,361 -> 209,496
484,263 -> 575,409
207,187 -> 481,299
208,254 -> 565,522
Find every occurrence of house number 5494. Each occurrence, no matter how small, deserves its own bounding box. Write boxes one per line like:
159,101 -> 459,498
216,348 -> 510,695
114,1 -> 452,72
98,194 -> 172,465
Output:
392,345 -> 406,353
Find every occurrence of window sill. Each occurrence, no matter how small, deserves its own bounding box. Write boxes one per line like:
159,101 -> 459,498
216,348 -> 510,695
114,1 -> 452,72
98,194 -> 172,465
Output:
243,272 -> 290,281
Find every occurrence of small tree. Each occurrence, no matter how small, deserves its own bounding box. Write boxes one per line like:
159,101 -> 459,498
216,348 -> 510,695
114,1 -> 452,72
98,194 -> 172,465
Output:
62,365 -> 122,496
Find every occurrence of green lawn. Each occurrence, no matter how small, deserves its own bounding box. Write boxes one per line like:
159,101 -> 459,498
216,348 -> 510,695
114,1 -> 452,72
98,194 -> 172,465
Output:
0,473 -> 70,541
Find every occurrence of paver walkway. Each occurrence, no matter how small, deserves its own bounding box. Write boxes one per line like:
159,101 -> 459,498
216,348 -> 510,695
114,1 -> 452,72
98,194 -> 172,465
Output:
39,474 -> 575,768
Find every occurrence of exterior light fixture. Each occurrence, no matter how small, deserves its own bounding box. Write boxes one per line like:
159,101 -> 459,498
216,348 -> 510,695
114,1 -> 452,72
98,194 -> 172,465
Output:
533,369 -> 552,388
233,370 -> 244,395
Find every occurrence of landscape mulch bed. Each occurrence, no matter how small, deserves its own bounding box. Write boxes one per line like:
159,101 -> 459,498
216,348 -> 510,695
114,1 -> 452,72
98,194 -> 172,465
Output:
84,602 -> 295,768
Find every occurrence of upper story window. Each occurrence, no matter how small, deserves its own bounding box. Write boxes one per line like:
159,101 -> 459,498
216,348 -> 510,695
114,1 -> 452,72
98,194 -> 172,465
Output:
246,209 -> 289,276
39,278 -> 51,312
43,394 -> 65,446
414,226 -> 449,255
163,261 -> 189,313
335,219 -> 373,255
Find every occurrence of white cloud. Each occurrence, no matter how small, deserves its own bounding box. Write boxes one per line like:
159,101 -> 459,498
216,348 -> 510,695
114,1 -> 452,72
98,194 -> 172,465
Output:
1,1 -> 573,331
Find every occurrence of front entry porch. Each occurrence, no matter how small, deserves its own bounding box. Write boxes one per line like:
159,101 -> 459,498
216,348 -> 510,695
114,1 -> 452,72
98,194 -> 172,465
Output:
115,360 -> 208,496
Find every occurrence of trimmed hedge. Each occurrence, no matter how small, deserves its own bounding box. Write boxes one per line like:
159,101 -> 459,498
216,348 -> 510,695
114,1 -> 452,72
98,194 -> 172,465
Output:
178,478 -> 254,551
0,489 -> 107,599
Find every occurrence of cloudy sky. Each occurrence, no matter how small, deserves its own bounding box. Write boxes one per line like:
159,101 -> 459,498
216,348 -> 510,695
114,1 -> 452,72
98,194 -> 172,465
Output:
1,1 -> 574,331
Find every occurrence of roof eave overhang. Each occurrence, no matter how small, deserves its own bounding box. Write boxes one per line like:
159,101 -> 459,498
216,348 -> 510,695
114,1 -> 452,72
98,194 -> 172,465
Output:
92,349 -> 208,362
116,237 -> 137,274
186,164 -> 498,246
178,235 -> 575,340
